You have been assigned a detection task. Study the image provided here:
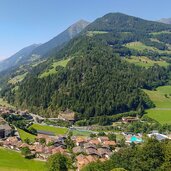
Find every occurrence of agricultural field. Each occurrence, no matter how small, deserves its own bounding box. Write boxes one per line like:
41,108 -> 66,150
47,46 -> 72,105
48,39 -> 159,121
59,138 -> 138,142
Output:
87,31 -> 108,37
40,58 -> 70,78
125,56 -> 169,68
144,86 -> 171,124
0,148 -> 46,171
150,31 -> 171,35
30,124 -> 68,135
125,41 -> 171,54
18,128 -> 36,142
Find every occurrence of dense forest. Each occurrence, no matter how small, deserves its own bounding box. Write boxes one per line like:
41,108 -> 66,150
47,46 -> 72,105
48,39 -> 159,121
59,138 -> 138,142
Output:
1,13 -> 171,120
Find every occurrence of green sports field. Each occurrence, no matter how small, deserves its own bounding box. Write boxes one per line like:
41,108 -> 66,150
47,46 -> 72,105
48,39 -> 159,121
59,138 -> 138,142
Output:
144,86 -> 171,124
0,148 -> 46,171
30,124 -> 68,135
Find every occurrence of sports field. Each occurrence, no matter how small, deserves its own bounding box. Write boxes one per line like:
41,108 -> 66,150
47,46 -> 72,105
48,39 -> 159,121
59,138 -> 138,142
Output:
30,124 -> 68,135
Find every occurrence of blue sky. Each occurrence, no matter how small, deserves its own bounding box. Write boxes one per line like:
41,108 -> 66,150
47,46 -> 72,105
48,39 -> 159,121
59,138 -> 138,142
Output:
0,0 -> 171,60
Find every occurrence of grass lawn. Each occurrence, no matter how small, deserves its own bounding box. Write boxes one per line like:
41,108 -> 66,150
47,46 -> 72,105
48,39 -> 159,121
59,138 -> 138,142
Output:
144,86 -> 171,108
144,86 -> 171,124
125,56 -> 169,68
40,58 -> 70,78
18,128 -> 36,142
72,129 -> 92,137
0,148 -> 46,171
146,109 -> 171,125
30,124 -> 68,135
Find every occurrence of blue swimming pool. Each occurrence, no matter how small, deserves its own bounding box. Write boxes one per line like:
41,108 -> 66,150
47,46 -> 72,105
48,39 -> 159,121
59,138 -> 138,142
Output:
130,136 -> 142,143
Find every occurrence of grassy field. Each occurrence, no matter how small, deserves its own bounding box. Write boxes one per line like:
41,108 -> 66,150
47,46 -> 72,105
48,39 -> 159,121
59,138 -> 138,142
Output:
72,129 -> 92,137
150,31 -> 171,35
87,31 -> 108,37
18,128 -> 36,142
125,56 -> 169,68
30,124 -> 68,135
146,109 -> 171,125
144,86 -> 171,108
125,41 -> 171,54
8,72 -> 27,85
144,86 -> 171,124
40,58 -> 70,78
0,148 -> 46,171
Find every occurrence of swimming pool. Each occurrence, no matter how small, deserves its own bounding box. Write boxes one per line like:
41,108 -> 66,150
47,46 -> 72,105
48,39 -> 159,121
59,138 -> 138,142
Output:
130,136 -> 143,143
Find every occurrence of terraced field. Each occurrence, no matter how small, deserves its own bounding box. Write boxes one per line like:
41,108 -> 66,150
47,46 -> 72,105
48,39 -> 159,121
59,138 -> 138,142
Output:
144,86 -> 171,124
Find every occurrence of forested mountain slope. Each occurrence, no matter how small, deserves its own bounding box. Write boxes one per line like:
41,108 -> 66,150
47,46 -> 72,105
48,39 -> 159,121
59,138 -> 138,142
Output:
2,13 -> 171,121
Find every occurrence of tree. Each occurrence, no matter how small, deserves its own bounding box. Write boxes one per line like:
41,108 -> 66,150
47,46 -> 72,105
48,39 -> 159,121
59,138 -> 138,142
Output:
24,138 -> 31,144
21,147 -> 31,158
39,138 -> 46,145
47,153 -> 68,171
108,133 -> 116,141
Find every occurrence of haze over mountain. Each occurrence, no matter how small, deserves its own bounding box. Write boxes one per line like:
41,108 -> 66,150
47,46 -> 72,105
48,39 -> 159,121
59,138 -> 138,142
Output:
158,18 -> 171,24
31,20 -> 90,57
0,20 -> 90,73
0,44 -> 40,72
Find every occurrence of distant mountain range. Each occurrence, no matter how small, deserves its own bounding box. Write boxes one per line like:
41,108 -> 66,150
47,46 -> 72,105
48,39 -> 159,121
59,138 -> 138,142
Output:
158,18 -> 171,24
0,20 -> 90,72
0,44 -> 40,72
32,20 -> 90,57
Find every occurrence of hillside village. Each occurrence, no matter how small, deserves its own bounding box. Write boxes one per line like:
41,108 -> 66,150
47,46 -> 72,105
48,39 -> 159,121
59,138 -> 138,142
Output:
0,106 -> 171,170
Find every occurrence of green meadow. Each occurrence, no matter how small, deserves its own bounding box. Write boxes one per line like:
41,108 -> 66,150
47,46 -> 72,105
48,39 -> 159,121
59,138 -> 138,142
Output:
125,56 -> 169,68
40,58 -> 70,78
18,128 -> 36,142
30,124 -> 68,135
144,86 -> 171,124
126,41 -> 171,54
0,148 -> 46,171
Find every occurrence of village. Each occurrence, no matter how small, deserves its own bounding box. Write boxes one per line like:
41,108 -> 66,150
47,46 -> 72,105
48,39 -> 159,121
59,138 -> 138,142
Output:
0,106 -> 171,171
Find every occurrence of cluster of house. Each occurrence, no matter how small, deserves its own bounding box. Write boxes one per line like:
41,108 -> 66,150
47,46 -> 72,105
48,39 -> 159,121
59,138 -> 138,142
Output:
73,136 -> 116,170
1,134 -> 68,159
0,117 -> 12,139
0,132 -> 116,171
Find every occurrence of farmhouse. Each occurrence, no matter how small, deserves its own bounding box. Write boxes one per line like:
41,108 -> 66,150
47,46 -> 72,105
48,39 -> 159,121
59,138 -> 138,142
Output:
58,110 -> 75,123
122,116 -> 139,123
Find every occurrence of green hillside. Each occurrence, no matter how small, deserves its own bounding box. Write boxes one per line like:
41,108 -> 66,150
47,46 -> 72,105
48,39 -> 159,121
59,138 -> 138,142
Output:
2,13 -> 171,123
144,86 -> 171,124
